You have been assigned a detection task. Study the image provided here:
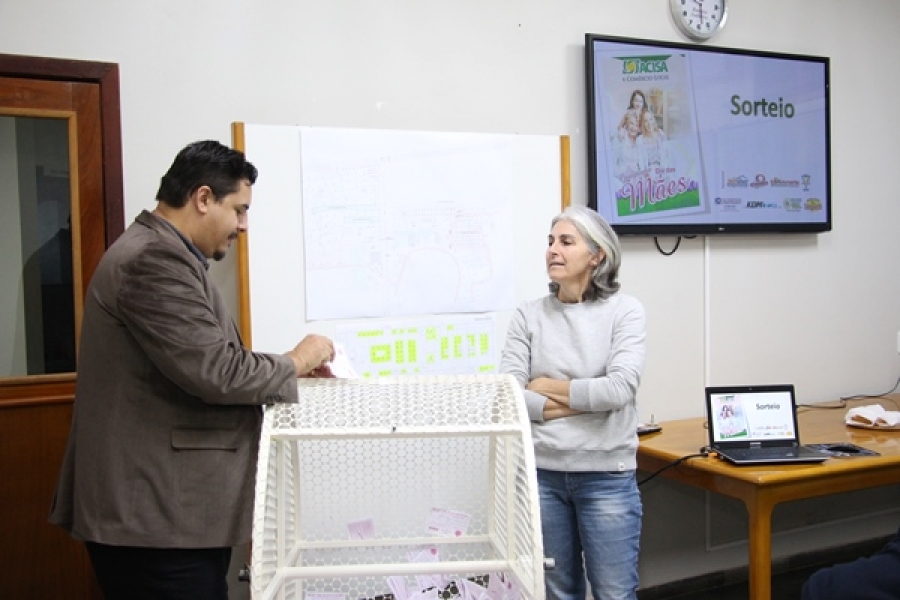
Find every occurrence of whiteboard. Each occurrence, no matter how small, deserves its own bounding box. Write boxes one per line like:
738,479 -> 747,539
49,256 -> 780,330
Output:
235,123 -> 567,374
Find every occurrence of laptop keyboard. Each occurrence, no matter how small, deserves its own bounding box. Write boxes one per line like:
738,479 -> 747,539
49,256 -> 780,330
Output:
725,447 -> 797,459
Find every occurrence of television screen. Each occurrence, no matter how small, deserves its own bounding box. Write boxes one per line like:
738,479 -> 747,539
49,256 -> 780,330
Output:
585,34 -> 831,235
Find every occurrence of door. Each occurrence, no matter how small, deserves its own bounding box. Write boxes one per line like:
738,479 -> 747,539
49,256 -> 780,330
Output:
0,55 -> 123,600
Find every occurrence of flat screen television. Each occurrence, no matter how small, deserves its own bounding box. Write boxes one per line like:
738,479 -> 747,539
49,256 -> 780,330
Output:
585,34 -> 831,235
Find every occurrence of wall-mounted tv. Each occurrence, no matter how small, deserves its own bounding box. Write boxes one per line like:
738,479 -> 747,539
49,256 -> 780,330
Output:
585,34 -> 831,235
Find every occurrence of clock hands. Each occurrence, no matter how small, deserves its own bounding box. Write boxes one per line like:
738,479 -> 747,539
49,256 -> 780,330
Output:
687,0 -> 721,31
673,0 -> 726,39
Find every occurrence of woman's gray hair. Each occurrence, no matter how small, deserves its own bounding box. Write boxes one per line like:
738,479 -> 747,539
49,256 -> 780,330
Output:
548,205 -> 622,301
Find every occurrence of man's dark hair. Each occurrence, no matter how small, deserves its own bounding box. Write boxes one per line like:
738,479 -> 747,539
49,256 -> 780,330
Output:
155,140 -> 258,208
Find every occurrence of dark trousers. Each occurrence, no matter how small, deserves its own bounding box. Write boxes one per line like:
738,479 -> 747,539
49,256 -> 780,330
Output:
85,542 -> 232,600
801,527 -> 900,600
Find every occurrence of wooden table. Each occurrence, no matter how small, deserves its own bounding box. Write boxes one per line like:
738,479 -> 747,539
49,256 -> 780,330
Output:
637,396 -> 900,600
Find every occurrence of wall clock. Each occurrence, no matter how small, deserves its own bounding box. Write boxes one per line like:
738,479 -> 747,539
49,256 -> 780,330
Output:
669,0 -> 728,42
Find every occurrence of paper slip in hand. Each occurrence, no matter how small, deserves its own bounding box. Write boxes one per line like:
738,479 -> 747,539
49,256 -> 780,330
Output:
329,343 -> 359,378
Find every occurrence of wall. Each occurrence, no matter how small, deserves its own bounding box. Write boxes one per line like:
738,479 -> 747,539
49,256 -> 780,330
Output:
3,0 -> 900,592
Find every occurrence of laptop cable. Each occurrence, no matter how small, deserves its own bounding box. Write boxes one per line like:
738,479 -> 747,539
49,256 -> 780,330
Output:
638,451 -> 709,487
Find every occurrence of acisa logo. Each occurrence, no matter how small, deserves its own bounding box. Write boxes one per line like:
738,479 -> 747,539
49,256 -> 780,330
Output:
619,55 -> 670,75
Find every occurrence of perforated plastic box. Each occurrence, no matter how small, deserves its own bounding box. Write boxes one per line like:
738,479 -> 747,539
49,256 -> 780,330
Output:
250,374 -> 545,600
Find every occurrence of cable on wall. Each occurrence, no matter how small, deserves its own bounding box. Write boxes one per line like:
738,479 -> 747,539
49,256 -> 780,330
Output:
653,235 -> 697,256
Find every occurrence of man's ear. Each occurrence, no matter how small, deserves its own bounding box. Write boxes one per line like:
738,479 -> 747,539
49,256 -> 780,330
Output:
192,185 -> 214,215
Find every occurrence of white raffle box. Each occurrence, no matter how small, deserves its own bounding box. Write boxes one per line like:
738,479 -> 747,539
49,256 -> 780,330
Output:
250,374 -> 545,600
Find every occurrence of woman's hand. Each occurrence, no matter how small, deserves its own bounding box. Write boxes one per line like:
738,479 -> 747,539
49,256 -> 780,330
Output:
543,399 -> 583,421
528,377 -> 571,405
529,377 -> 582,421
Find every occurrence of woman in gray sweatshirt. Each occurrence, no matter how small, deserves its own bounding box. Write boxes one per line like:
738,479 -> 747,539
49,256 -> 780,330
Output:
500,205 -> 646,600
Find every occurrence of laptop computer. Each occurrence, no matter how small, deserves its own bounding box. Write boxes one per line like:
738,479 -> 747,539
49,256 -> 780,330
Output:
705,384 -> 828,465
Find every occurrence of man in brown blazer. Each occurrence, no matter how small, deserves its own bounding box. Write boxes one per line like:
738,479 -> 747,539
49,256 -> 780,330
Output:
49,140 -> 335,600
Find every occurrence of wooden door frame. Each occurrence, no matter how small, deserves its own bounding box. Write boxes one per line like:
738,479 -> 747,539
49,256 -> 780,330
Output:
0,53 -> 124,248
0,54 -> 124,397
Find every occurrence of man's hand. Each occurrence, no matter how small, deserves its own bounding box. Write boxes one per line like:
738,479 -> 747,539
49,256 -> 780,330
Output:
285,334 -> 335,377
302,363 -> 335,379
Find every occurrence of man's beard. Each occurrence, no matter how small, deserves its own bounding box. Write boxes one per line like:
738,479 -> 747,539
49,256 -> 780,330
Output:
212,233 -> 238,261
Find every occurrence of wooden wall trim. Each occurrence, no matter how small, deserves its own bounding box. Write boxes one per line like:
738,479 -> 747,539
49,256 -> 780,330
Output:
0,375 -> 75,405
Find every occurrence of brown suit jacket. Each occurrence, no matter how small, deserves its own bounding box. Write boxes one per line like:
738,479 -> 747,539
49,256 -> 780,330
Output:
49,210 -> 298,548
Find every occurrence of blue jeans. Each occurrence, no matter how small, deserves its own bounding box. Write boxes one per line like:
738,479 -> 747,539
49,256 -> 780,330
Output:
537,469 -> 642,600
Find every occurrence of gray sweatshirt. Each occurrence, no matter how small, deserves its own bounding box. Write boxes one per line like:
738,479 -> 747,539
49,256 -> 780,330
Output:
500,292 -> 646,472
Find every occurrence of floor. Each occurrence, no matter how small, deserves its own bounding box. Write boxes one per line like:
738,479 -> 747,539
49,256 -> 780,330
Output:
636,534 -> 892,600
644,566 -> 813,599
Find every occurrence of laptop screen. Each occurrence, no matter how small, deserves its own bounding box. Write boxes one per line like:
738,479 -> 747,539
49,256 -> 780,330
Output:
707,386 -> 798,444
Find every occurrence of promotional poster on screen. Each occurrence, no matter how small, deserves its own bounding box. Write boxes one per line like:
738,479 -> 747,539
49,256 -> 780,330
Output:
590,39 -> 829,231
595,49 -> 705,223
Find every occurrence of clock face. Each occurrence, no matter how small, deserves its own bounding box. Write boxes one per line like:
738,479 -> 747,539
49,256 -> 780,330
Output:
671,0 -> 728,41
